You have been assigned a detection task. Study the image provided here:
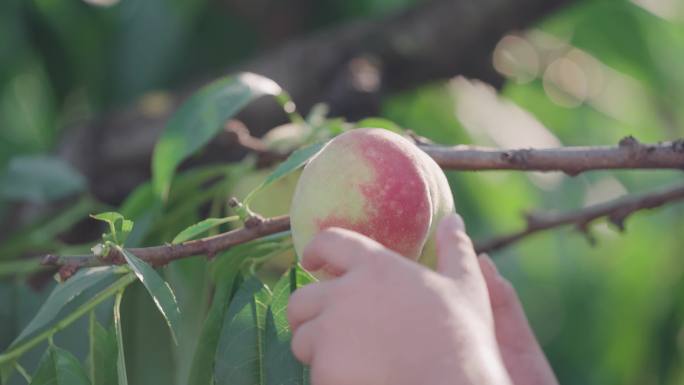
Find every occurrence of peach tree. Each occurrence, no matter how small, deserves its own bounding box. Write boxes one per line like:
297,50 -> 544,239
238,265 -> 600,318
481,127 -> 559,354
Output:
1,72 -> 682,385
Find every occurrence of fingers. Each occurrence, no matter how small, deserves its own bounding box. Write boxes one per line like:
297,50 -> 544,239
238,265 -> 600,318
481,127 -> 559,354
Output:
291,319 -> 318,364
435,214 -> 481,281
479,254 -> 560,385
478,254 -> 522,312
479,254 -> 541,349
287,281 -> 331,333
302,227 -> 387,275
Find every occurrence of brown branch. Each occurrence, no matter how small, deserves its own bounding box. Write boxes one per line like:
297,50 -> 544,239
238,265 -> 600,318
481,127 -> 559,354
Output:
421,136 -> 684,174
223,120 -> 290,167
42,216 -> 291,277
41,125 -> 684,275
43,182 -> 684,276
474,183 -> 684,254
232,126 -> 684,173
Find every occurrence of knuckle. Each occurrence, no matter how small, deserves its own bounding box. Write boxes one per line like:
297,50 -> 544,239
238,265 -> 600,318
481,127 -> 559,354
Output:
317,227 -> 346,242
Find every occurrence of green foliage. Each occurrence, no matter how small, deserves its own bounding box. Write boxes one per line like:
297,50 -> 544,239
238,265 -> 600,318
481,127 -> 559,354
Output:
113,291 -> 127,385
118,248 -> 180,344
88,314 -> 118,385
186,267 -> 242,385
152,73 -> 282,201
0,156 -> 86,203
172,216 -> 239,244
2,1 -> 684,384
11,267 -> 117,348
264,267 -> 317,385
91,213 -> 134,248
118,283 -> 175,385
243,142 -> 326,207
29,345 -> 90,385
214,276 -> 272,385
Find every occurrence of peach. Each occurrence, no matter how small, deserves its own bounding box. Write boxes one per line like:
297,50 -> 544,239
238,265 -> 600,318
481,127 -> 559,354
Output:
290,128 -> 454,265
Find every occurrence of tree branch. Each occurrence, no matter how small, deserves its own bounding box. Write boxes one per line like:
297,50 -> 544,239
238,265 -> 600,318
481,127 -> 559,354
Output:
234,122 -> 684,173
422,136 -> 684,174
474,183 -> 684,254
42,216 -> 290,278
42,182 -> 684,275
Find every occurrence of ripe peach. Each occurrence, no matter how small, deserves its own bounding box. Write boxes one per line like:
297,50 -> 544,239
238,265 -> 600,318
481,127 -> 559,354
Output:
290,128 -> 454,265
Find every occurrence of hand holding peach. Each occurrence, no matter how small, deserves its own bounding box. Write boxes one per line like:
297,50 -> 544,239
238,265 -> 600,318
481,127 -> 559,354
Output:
288,215 -> 513,385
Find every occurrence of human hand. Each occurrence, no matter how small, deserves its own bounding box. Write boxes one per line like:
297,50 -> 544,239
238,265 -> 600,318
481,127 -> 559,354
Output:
478,254 -> 559,385
287,214 -> 513,385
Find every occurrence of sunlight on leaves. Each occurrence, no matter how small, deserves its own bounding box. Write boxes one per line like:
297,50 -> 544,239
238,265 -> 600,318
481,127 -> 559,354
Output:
152,73 -> 282,201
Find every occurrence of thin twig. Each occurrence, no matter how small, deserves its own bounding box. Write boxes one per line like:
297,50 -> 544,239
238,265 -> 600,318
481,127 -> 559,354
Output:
42,216 -> 291,274
224,121 -> 289,167
474,183 -> 684,254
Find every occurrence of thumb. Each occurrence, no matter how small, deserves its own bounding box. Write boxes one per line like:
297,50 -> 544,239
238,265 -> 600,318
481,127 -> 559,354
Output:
435,213 -> 481,281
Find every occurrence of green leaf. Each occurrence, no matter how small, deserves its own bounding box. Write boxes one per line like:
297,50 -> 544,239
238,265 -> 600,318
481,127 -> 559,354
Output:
113,291 -> 127,385
91,212 -> 124,235
164,258 -> 210,384
214,276 -> 272,385
89,313 -> 117,385
188,233 -> 291,385
356,117 -> 404,134
11,267 -> 117,348
264,266 -> 317,385
91,212 -> 134,246
30,345 -> 91,385
152,73 -> 282,201
172,216 -> 239,244
186,268 -> 244,385
0,155 -> 86,203
243,141 -> 325,206
118,247 -> 181,344
118,283 -> 175,385
210,232 -> 291,281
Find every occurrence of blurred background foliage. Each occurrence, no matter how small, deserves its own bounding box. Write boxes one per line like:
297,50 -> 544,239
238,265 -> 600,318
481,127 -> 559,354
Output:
1,0 -> 683,384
